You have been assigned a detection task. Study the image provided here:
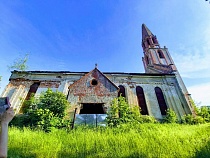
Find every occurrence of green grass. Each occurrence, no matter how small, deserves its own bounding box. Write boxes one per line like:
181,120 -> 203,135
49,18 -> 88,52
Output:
8,123 -> 210,158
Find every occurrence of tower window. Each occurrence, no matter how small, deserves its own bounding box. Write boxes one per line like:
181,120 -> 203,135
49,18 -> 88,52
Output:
155,87 -> 167,115
146,56 -> 149,65
147,39 -> 150,45
152,36 -> 158,44
158,50 -> 164,58
152,37 -> 156,44
142,42 -> 145,48
136,86 -> 148,115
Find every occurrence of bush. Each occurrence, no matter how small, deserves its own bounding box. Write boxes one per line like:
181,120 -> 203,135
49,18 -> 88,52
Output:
106,96 -> 138,126
106,96 -> 156,126
199,107 -> 210,122
181,100 -> 210,125
163,109 -> 178,123
139,115 -> 157,123
38,89 -> 69,117
20,93 -> 39,113
11,88 -> 71,131
181,114 -> 205,125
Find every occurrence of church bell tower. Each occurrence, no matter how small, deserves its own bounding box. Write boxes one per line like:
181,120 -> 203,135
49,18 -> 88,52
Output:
141,24 -> 194,115
141,24 -> 177,74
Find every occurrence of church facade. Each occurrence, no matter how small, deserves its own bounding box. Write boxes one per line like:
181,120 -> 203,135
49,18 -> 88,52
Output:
0,24 -> 194,120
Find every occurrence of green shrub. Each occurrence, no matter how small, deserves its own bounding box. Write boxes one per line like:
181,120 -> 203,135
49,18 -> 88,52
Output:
163,109 -> 178,123
38,89 -> 69,117
20,93 -> 39,113
106,96 -> 139,126
181,100 -> 210,125
106,96 -> 156,126
139,115 -> 157,123
199,107 -> 210,122
181,114 -> 205,125
11,88 -> 71,131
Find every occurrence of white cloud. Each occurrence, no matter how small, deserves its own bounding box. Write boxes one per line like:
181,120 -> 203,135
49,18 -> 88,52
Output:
188,82 -> 210,106
173,26 -> 210,78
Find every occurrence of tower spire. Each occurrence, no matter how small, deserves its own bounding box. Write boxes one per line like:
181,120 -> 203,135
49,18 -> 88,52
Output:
141,24 -> 176,74
141,24 -> 160,51
142,23 -> 153,39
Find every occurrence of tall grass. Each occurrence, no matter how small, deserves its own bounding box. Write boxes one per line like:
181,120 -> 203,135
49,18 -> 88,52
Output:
8,123 -> 210,158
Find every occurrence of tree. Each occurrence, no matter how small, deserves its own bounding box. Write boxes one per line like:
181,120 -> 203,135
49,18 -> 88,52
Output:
8,53 -> 29,71
163,109 -> 178,123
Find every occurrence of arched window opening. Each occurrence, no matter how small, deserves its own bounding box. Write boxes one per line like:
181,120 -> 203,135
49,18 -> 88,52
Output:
25,82 -> 40,100
136,86 -> 148,115
152,37 -> 156,44
118,85 -> 126,98
155,87 -> 167,115
153,36 -> 158,44
158,50 -> 164,58
142,42 -> 145,48
147,39 -> 150,46
145,56 -> 149,65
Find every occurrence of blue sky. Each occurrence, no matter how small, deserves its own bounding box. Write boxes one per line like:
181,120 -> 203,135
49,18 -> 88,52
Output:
0,0 -> 210,105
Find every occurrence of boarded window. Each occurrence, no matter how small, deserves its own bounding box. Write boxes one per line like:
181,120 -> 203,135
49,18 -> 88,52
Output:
118,85 -> 126,98
25,82 -> 40,100
155,87 -> 167,115
136,86 -> 148,115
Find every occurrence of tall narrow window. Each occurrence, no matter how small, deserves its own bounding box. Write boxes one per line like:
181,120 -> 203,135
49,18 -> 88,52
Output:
118,85 -> 126,98
142,42 -> 145,48
147,39 -> 150,46
158,50 -> 164,58
25,82 -> 40,100
136,86 -> 148,115
152,37 -> 156,44
155,87 -> 167,115
145,56 -> 149,65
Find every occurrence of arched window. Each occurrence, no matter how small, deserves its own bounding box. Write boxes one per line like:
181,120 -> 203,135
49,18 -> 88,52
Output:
142,42 -> 145,48
157,50 -> 164,58
25,82 -> 40,100
136,86 -> 148,115
145,56 -> 149,65
152,37 -> 156,44
155,87 -> 167,115
118,85 -> 126,98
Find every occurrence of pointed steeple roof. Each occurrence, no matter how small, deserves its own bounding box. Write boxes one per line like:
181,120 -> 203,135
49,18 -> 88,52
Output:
142,24 -> 153,40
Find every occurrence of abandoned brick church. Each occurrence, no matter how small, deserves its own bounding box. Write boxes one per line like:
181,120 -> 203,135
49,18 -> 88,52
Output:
1,24 -> 194,120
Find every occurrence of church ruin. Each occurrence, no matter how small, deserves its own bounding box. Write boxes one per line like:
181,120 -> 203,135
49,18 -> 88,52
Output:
0,24 -> 194,120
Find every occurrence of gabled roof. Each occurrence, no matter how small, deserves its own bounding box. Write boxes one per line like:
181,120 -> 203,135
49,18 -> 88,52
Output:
92,68 -> 119,90
69,67 -> 119,90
